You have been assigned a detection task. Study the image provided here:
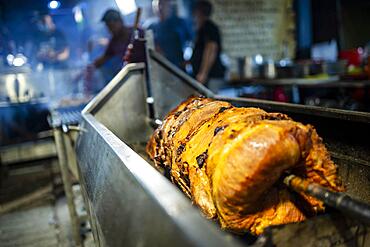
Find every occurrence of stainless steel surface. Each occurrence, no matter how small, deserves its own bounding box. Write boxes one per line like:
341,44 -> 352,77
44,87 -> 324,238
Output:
76,49 -> 370,247
77,114 -> 242,247
77,62 -> 241,246
83,63 -> 152,144
148,50 -> 214,119
267,212 -> 369,246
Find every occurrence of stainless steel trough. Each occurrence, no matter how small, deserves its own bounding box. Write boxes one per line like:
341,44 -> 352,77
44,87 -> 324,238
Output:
76,50 -> 370,247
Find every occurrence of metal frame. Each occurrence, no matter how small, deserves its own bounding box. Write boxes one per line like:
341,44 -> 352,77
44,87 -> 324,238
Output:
77,63 -> 242,247
147,50 -> 214,119
50,106 -> 89,247
83,63 -> 146,115
76,49 -> 370,247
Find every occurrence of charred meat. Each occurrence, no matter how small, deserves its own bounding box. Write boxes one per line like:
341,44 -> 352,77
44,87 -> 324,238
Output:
146,97 -> 343,235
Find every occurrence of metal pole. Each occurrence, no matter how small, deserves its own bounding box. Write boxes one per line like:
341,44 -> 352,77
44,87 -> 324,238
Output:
284,174 -> 370,225
53,127 -> 83,247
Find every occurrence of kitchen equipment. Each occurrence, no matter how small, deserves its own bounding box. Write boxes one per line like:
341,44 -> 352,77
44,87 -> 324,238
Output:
237,56 -> 261,79
0,68 -> 85,103
75,49 -> 370,247
284,175 -> 370,225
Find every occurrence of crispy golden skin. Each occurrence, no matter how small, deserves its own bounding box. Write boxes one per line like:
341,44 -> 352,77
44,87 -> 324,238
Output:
146,97 -> 343,235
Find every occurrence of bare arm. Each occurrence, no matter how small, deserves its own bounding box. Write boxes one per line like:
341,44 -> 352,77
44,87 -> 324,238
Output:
93,53 -> 111,68
41,47 -> 70,63
56,47 -> 70,62
196,41 -> 218,83
91,38 -> 112,68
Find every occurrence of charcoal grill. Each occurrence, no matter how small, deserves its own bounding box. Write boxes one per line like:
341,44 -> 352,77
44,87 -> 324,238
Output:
76,49 -> 370,247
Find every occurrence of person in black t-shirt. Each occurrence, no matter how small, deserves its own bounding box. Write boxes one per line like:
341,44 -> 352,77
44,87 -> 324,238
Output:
191,0 -> 225,93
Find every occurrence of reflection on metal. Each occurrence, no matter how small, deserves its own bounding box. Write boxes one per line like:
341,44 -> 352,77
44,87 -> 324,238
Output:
77,62 -> 242,247
77,114 -> 241,247
83,63 -> 151,144
148,50 -> 214,119
76,49 -> 370,247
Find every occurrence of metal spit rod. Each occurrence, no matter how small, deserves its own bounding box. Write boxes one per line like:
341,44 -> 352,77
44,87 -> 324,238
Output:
284,174 -> 370,225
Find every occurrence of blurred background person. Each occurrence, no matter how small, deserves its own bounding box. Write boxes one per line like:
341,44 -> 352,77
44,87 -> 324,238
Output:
147,0 -> 192,69
191,0 -> 225,93
91,9 -> 133,79
33,14 -> 70,69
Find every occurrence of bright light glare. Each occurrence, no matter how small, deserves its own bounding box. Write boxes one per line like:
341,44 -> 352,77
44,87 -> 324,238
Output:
73,6 -> 84,23
115,0 -> 137,15
183,46 -> 193,60
6,54 -> 14,65
48,1 -> 61,10
13,57 -> 26,67
255,54 -> 263,65
279,60 -> 287,67
155,119 -> 163,125
12,54 -> 27,67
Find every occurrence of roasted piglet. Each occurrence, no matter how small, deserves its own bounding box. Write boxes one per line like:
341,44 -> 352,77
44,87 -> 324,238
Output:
146,96 -> 343,235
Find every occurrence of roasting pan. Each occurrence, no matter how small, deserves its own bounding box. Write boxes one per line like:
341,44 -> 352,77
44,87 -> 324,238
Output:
76,50 -> 370,247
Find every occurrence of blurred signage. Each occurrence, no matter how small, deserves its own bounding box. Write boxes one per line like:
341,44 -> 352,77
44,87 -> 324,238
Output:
210,0 -> 295,70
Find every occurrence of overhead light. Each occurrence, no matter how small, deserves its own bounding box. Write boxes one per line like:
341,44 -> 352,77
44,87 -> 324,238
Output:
152,0 -> 159,14
12,54 -> 27,67
48,0 -> 61,10
6,54 -> 14,65
115,0 -> 137,15
255,54 -> 263,65
73,6 -> 84,23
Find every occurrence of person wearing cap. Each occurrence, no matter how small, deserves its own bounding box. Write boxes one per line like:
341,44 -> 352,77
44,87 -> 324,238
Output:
92,9 -> 133,71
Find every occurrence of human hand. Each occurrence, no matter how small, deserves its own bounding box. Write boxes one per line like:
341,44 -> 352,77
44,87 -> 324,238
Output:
196,72 -> 207,84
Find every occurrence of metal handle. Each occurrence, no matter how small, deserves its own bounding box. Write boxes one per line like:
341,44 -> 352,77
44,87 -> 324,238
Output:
62,124 -> 86,133
284,174 -> 370,225
133,7 -> 142,30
